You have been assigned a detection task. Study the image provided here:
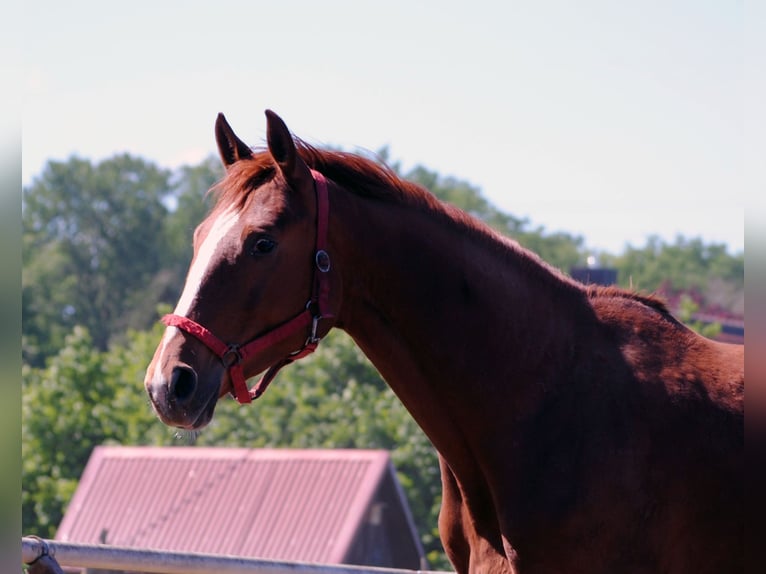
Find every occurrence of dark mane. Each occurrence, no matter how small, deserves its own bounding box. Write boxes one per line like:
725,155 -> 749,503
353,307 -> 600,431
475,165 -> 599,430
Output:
212,140 -> 673,319
297,141 -> 443,211
212,139 -> 443,214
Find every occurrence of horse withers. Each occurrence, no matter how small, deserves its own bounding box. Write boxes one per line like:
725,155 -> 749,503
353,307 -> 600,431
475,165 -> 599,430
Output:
145,111 -> 744,573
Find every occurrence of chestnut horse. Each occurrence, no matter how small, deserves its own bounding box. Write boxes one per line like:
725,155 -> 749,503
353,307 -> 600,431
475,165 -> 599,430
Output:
145,111 -> 743,573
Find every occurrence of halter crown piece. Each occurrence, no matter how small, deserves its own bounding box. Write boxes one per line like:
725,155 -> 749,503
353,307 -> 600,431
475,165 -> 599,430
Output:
161,170 -> 333,404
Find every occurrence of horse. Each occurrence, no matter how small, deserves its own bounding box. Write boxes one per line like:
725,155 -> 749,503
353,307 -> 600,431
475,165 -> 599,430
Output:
144,110 -> 744,573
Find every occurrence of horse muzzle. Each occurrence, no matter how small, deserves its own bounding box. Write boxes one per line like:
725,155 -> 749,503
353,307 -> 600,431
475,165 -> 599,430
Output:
145,363 -> 221,429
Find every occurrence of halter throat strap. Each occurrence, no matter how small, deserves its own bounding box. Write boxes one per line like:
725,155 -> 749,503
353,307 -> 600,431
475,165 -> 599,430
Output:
162,170 -> 332,404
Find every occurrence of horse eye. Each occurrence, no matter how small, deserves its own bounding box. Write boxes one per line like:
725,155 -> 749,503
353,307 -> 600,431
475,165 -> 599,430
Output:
251,237 -> 277,256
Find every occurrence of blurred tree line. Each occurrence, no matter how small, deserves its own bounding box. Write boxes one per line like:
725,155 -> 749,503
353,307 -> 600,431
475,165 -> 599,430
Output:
21,151 -> 744,568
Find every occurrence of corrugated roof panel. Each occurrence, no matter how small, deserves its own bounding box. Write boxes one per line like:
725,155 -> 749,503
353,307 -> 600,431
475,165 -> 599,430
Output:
56,447 -> 396,564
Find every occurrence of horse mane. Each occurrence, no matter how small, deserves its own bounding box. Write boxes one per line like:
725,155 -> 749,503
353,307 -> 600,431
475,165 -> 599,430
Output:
212,139 -> 443,214
213,140 -> 673,319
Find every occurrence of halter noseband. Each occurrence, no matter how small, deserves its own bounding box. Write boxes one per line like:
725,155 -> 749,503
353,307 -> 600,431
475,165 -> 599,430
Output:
161,170 -> 332,404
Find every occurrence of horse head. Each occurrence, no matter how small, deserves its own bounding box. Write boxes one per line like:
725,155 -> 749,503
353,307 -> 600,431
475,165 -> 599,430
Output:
145,111 -> 335,428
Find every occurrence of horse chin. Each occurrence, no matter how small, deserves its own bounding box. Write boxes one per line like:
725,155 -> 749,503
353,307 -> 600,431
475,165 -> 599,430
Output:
150,382 -> 221,430
186,391 -> 219,430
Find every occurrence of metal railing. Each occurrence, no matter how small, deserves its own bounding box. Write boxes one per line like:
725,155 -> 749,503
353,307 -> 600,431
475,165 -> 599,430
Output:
22,537 -> 451,574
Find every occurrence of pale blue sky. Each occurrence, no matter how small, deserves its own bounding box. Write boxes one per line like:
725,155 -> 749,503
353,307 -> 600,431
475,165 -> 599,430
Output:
23,0 -> 745,255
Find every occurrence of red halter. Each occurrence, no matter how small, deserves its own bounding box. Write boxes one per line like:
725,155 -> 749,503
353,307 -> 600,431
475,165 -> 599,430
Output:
162,170 -> 332,404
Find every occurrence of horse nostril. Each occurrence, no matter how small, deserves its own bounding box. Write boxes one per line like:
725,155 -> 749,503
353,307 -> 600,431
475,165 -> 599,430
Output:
169,366 -> 197,402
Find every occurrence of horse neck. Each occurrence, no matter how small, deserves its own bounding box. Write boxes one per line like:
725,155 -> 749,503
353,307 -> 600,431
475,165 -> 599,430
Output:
329,187 -> 587,462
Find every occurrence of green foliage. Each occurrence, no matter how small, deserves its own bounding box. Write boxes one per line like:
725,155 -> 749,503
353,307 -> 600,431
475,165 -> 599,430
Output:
22,155 -> 173,363
675,294 -> 722,339
22,154 -> 224,367
405,165 -> 526,234
598,235 -> 744,326
515,228 -> 586,273
402,163 -> 587,272
600,234 -> 744,293
22,323 -> 174,537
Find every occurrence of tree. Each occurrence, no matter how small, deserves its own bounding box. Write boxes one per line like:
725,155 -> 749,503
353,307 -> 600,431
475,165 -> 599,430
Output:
405,165 -> 526,234
675,294 -> 722,340
23,155 -> 172,364
602,235 -> 744,294
22,154 -> 225,367
599,235 -> 744,316
22,323 -> 174,538
515,227 -> 586,273
403,163 -> 587,271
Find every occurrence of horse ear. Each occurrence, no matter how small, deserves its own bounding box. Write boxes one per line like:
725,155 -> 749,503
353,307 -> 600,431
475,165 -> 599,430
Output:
215,113 -> 253,168
265,109 -> 312,189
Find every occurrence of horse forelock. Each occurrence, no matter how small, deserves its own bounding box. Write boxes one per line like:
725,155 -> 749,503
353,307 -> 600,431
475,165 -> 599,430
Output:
209,154 -> 277,214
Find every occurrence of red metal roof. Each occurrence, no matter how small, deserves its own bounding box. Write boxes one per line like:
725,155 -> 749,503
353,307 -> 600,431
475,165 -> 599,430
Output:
56,447 -> 423,566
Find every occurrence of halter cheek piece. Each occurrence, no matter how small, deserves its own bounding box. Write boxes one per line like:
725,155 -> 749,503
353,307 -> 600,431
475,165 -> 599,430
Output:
161,170 -> 333,404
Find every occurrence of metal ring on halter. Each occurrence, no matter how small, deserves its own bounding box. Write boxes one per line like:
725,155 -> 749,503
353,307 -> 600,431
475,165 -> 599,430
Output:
222,344 -> 243,368
315,250 -> 331,273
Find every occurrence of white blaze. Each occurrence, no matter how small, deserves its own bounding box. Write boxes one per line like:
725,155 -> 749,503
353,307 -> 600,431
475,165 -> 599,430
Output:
174,205 -> 241,316
156,205 -> 241,362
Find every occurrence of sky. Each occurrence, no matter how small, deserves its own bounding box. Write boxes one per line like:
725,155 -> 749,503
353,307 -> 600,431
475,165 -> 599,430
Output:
22,0 -> 746,256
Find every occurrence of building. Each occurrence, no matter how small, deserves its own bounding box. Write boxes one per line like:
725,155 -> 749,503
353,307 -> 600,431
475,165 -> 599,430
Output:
569,266 -> 618,287
56,446 -> 427,572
